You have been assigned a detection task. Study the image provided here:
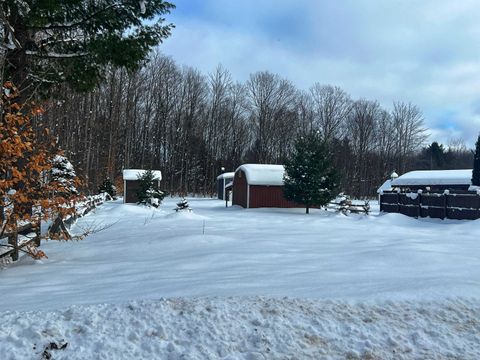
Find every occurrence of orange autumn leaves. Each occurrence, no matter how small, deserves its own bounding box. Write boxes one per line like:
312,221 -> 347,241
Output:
1,82 -> 82,258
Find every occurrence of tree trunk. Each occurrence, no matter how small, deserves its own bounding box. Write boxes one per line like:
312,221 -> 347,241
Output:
5,19 -> 30,98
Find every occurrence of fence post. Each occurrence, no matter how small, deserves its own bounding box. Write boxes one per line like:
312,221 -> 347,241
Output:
33,220 -> 41,247
443,193 -> 448,220
477,191 -> 480,220
7,225 -> 18,261
417,191 -> 422,218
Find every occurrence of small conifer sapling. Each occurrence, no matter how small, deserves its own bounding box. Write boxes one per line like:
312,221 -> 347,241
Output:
136,170 -> 166,207
175,198 -> 191,212
98,178 -> 117,199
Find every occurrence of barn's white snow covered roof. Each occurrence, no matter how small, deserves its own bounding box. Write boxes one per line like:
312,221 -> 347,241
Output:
123,169 -> 162,181
236,164 -> 285,186
391,169 -> 472,186
217,172 -> 235,180
377,179 -> 392,194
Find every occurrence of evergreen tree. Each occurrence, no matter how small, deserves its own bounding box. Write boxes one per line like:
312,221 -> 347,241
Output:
50,155 -> 79,197
1,0 -> 175,94
426,142 -> 446,169
283,133 -> 339,214
98,178 -> 117,199
472,134 -> 480,186
175,198 -> 191,212
136,170 -> 166,207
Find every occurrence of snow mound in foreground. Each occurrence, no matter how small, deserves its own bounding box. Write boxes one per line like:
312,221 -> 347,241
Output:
1,297 -> 479,359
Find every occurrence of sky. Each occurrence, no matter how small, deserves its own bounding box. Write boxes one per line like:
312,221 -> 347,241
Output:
160,0 -> 480,147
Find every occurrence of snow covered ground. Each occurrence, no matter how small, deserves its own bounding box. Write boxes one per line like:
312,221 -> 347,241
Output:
1,198 -> 480,358
2,297 -> 480,359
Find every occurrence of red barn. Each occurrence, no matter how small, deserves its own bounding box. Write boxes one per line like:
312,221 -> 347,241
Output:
232,164 -> 299,208
122,169 -> 162,204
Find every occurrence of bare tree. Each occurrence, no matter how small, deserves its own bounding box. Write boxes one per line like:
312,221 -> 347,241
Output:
295,90 -> 315,135
391,101 -> 428,174
375,109 -> 396,175
310,84 -> 352,142
246,71 -> 296,163
36,53 -> 438,198
346,99 -> 381,196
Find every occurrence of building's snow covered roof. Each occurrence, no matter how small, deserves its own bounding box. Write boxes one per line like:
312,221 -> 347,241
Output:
236,164 -> 285,186
391,169 -> 472,186
217,172 -> 235,180
377,179 -> 392,194
123,169 -> 162,181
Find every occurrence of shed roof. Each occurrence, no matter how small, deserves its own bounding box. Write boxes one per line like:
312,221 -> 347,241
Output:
377,179 -> 393,194
236,164 -> 285,186
123,169 -> 162,181
217,172 -> 235,180
391,169 -> 472,187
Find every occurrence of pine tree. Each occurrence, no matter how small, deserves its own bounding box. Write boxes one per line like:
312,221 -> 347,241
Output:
50,155 -> 79,197
136,170 -> 166,207
283,133 -> 339,214
98,178 -> 117,199
472,134 -> 480,186
175,198 -> 191,212
1,0 -> 175,94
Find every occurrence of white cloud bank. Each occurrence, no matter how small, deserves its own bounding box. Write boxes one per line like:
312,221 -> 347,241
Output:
162,0 -> 480,146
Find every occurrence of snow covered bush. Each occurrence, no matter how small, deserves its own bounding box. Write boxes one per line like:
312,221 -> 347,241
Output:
136,170 -> 166,208
175,198 -> 191,212
50,155 -> 79,197
98,178 -> 117,199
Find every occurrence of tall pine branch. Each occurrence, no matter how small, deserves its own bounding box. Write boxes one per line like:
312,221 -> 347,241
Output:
283,133 -> 339,214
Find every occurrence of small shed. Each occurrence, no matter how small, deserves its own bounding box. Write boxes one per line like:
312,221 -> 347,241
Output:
376,171 -> 399,203
217,172 -> 234,200
122,169 -> 162,203
232,164 -> 299,208
390,169 -> 472,192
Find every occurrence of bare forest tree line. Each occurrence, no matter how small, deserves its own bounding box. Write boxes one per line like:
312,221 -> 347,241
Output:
33,51 -> 472,198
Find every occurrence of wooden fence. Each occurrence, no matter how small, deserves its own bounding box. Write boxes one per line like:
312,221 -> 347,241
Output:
0,193 -> 109,262
380,190 -> 480,220
0,221 -> 41,261
327,197 -> 370,215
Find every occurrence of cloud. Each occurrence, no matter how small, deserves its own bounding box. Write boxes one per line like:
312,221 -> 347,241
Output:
162,0 -> 480,146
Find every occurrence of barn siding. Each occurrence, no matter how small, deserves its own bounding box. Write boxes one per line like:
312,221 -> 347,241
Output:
232,169 -> 305,209
232,170 -> 248,208
124,180 -> 160,203
249,186 -> 299,208
125,180 -> 141,203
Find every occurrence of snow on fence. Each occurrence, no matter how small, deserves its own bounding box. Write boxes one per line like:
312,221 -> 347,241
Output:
0,193 -> 110,262
0,221 -> 41,262
49,193 -> 110,235
380,190 -> 480,220
327,197 -> 370,215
